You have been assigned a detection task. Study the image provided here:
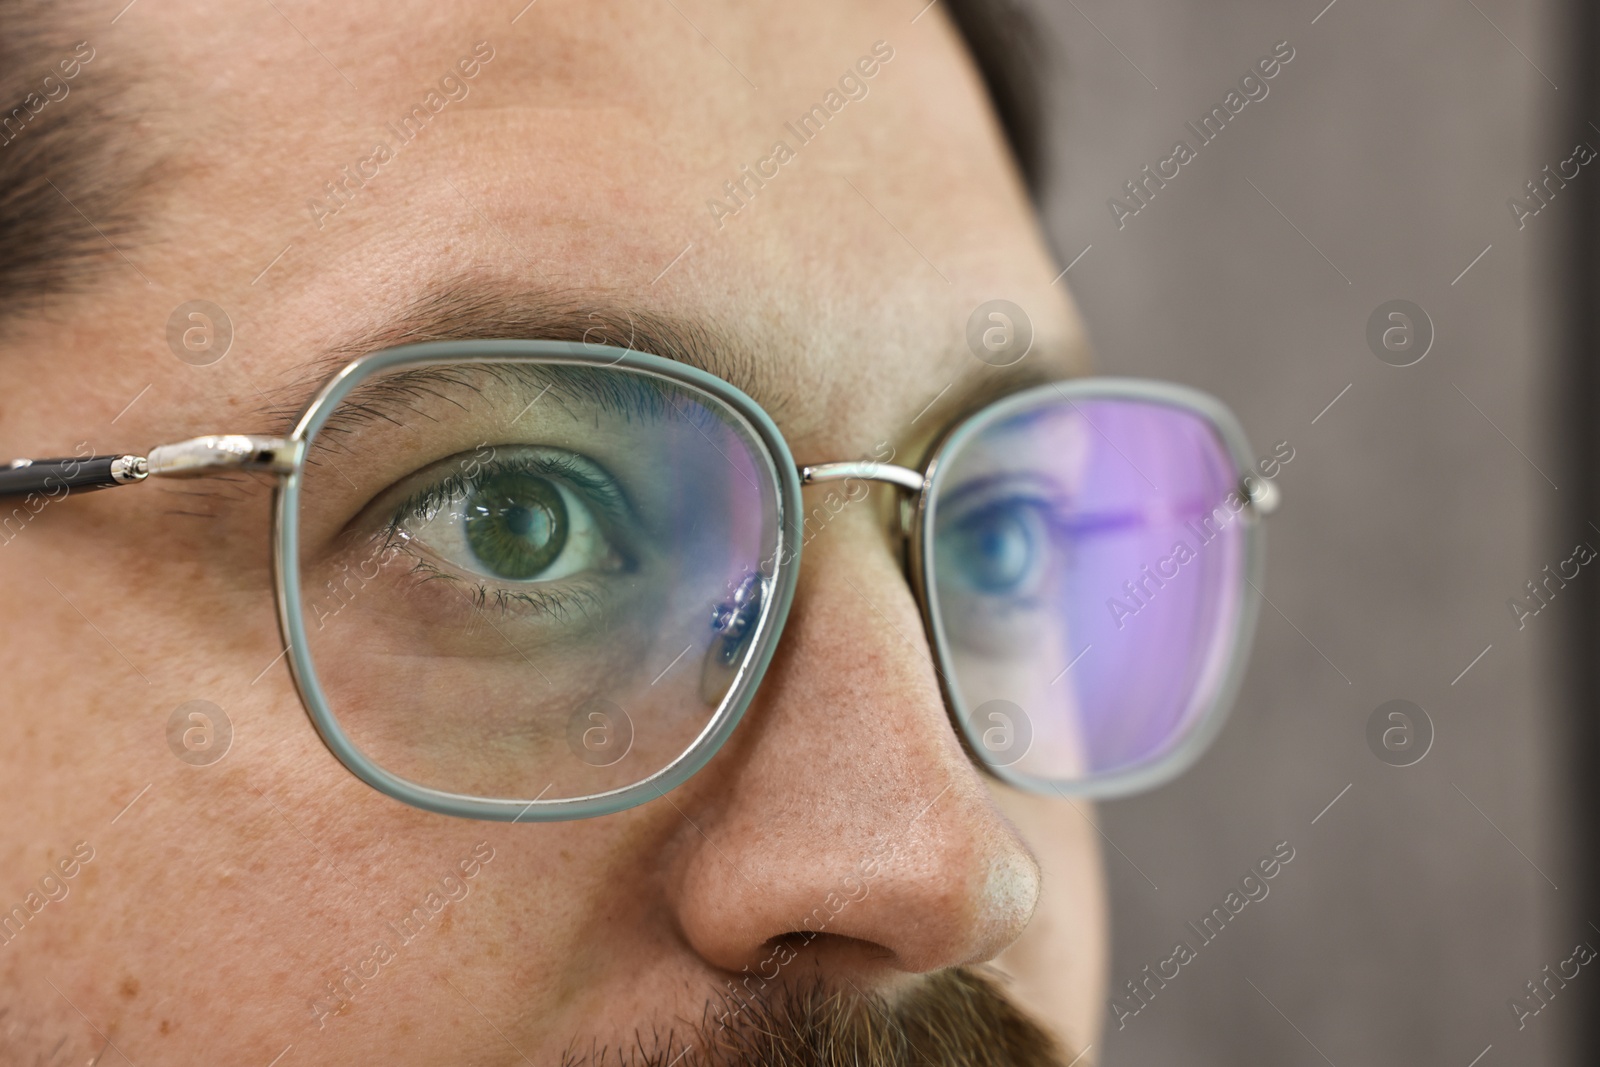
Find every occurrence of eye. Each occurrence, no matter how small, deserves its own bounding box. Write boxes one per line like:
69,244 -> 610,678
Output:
938,496 -> 1055,599
391,447 -> 629,586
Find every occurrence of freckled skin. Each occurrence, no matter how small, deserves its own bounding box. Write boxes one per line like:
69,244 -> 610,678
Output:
0,0 -> 1105,1062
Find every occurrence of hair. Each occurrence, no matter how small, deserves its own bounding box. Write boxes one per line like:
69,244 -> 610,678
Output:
944,0 -> 1053,197
559,966 -> 1074,1067
0,2 -> 1050,324
0,6 -> 158,328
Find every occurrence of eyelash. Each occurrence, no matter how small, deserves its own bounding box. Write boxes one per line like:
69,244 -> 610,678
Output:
396,451 -> 629,526
943,492 -> 1071,537
375,450 -> 630,621
396,552 -> 609,622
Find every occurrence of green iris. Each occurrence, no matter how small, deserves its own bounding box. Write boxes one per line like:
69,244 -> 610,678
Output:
463,471 -> 569,580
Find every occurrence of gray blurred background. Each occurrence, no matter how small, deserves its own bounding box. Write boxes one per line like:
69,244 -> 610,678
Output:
1026,0 -> 1581,1062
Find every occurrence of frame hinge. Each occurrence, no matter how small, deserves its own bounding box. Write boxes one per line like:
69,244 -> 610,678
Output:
145,435 -> 302,478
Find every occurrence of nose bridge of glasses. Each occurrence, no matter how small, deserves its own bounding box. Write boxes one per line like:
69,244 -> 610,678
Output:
799,461 -> 926,494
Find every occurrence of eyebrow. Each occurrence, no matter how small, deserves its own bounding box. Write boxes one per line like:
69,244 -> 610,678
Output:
263,278 -> 792,431
258,274 -> 1071,448
305,360 -> 709,457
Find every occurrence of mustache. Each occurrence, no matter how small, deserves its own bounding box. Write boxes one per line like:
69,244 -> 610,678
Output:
560,966 -> 1077,1067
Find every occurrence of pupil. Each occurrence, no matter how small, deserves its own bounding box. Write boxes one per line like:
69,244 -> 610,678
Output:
504,504 -> 539,539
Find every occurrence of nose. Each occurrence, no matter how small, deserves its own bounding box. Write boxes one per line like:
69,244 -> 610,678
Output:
667,507 -> 1042,978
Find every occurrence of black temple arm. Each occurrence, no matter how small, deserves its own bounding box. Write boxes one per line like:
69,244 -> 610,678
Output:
0,456 -> 136,498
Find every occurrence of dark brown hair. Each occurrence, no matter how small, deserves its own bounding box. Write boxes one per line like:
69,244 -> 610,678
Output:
0,8 -> 154,323
945,0 -> 1053,196
561,966 -> 1075,1067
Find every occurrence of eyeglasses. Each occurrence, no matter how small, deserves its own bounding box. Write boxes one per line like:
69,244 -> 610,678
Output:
1,340 -> 1276,821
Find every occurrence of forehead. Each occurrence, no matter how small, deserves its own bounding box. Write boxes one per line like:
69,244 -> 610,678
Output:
35,0 -> 1082,462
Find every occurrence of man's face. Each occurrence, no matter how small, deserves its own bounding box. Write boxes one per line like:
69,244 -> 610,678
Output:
0,0 -> 1105,1061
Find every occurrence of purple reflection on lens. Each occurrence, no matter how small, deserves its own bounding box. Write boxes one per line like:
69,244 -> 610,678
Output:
929,393 -> 1247,785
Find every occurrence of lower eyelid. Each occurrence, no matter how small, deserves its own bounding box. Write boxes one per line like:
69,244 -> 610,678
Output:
389,549 -> 613,623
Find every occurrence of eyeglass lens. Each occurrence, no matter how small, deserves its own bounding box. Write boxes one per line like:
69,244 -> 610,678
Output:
293,360 -> 784,803
926,393 -> 1248,786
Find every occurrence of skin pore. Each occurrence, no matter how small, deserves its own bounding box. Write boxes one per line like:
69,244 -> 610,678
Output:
0,0 -> 1106,1062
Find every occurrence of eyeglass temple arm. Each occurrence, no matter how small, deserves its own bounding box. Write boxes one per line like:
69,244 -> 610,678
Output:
0,435 -> 300,499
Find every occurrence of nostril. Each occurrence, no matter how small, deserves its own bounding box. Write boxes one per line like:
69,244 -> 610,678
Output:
726,930 -> 907,1003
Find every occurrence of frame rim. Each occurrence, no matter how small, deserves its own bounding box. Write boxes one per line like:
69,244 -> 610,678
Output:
270,339 -> 805,822
907,376 -> 1269,799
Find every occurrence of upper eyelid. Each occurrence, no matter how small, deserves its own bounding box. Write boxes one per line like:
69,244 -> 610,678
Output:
392,449 -> 634,528
943,486 -> 1221,541
939,483 -> 1149,540
936,471 -> 1069,513
307,364 -> 693,452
